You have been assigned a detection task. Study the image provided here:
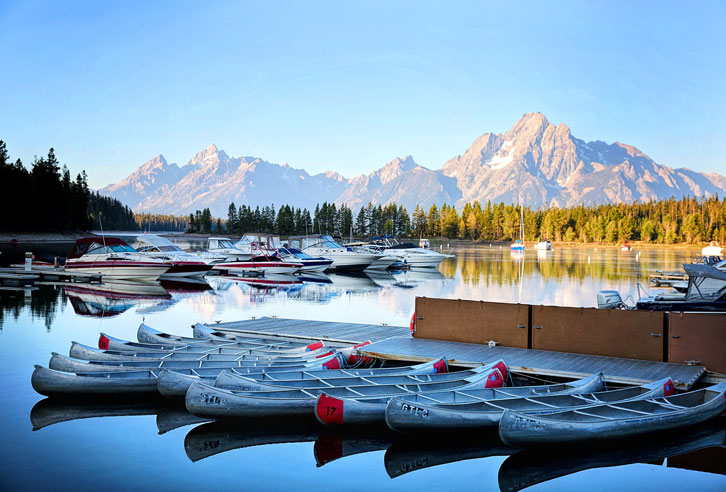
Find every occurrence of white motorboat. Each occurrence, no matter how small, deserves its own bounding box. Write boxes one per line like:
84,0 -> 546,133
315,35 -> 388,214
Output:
702,241 -> 723,258
64,237 -> 171,281
236,233 -> 333,272
372,236 -> 454,268
534,240 -> 552,250
204,237 -> 251,262
288,235 -> 381,271
344,241 -> 400,270
133,234 -> 212,279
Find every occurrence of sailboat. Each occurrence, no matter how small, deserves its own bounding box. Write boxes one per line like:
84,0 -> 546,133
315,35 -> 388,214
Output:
510,205 -> 525,252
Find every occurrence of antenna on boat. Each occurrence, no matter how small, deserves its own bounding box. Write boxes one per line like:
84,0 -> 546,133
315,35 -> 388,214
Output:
98,212 -> 106,247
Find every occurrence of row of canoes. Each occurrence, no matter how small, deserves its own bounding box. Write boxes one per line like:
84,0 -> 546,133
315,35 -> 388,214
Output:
31,323 -> 726,447
30,396 -> 726,489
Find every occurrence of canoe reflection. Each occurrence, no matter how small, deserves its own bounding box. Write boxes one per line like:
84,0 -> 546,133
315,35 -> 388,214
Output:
184,419 -> 320,462
497,418 -> 726,492
384,432 -> 515,478
30,397 -> 208,434
313,430 -> 397,467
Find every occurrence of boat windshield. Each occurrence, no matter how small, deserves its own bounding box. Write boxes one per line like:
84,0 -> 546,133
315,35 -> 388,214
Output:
210,239 -> 236,249
87,243 -> 137,255
319,235 -> 344,248
279,247 -> 313,260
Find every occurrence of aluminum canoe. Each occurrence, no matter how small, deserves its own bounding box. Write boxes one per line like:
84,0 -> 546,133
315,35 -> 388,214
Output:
214,359 -> 491,392
137,323 -> 326,355
386,374 -> 636,432
497,419 -> 726,492
68,341 -> 335,362
185,367 -> 504,420
384,376 -> 674,432
48,352 -> 344,373
33,356 -> 346,397
498,382 -> 726,447
157,358 -> 449,397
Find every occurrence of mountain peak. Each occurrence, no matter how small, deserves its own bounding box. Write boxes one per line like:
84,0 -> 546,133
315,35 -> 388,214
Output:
138,154 -> 168,173
187,144 -> 229,167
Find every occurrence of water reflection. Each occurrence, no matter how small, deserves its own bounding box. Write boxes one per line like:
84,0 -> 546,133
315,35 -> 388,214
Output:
497,418 -> 726,492
30,397 -> 209,433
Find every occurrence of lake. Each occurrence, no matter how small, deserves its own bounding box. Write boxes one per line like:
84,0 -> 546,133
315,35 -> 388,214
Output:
1,240 -> 724,491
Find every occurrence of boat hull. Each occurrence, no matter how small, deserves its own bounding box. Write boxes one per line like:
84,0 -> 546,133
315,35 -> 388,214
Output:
65,261 -> 170,280
498,384 -> 726,446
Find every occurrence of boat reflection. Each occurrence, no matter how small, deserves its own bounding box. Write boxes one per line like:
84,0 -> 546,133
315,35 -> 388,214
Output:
30,398 -> 208,434
313,430 -> 397,467
183,419 -> 321,462
64,278 -> 214,318
497,418 -> 726,492
384,432 -> 515,478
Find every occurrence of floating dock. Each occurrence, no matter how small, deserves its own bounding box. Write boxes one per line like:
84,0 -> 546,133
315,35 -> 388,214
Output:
210,317 -> 708,391
0,267 -> 102,285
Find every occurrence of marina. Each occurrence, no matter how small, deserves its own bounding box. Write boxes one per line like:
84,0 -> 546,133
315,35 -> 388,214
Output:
2,241 -> 725,491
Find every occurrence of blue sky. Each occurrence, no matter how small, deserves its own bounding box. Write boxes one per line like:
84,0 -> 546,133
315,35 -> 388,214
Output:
1,1 -> 724,188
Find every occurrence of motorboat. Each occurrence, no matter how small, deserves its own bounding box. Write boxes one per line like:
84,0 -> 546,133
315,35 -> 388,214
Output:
620,242 -> 632,251
203,237 -> 251,262
510,205 -> 525,252
597,262 -> 726,311
205,235 -> 302,275
133,234 -> 212,279
534,240 -> 552,251
234,233 -> 333,272
211,256 -> 303,276
288,235 -> 381,271
371,236 -> 453,268
702,241 -> 723,258
64,237 -> 171,281
343,240 -> 400,270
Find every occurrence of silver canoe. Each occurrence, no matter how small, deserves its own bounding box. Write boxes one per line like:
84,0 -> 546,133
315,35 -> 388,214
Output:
384,373 -> 652,432
136,323 -> 327,354
158,358 -> 449,397
385,376 -> 672,432
33,356 -> 345,396
312,368 -> 505,426
48,352 -> 344,373
213,361 -> 502,392
497,420 -> 726,492
326,372 -> 605,429
185,367 -> 504,420
498,382 -> 726,447
68,342 -> 335,362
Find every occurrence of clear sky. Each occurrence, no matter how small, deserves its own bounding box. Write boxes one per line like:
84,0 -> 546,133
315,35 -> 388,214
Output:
1,1 -> 724,188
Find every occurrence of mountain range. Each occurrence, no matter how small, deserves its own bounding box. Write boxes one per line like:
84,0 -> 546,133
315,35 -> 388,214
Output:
100,113 -> 726,217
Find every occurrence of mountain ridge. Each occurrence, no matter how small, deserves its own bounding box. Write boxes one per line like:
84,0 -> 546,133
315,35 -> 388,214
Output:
99,113 -> 726,216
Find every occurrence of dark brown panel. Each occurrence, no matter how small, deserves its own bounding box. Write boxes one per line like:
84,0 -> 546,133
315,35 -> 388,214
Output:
668,312 -> 726,373
414,297 -> 529,348
531,305 -> 665,361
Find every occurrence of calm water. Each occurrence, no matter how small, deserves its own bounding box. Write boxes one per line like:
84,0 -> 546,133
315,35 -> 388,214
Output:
1,241 -> 725,491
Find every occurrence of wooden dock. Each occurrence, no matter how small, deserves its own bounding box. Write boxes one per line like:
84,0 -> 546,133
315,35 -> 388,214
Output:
211,317 -> 707,390
0,267 -> 102,285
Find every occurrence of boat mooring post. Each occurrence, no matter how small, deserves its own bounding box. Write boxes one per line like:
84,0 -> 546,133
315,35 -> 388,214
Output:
24,252 -> 32,271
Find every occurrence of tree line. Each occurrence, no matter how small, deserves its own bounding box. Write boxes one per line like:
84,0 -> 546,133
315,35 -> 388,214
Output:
189,197 -> 725,245
0,141 -> 136,232
410,197 -> 726,244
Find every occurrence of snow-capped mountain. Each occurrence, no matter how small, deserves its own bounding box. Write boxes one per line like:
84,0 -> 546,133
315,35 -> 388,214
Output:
100,115 -> 726,216
442,112 -> 726,208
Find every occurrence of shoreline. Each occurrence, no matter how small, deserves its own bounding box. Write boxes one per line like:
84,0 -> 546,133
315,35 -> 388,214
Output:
0,231 -> 712,250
